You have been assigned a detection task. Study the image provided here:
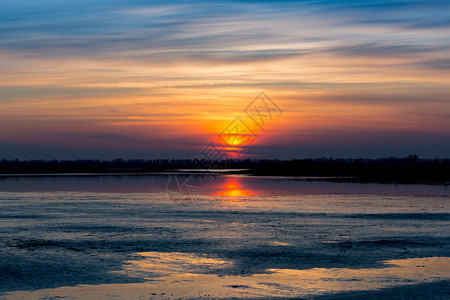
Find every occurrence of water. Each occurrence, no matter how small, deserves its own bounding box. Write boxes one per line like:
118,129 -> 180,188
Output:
0,174 -> 449,299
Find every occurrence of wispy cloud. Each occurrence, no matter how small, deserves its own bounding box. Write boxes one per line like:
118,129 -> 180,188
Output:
0,0 -> 449,158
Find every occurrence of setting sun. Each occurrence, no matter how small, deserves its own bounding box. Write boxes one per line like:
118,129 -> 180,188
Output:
1,1 -> 449,299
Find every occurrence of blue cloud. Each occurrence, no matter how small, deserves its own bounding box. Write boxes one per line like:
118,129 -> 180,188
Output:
1,0 -> 449,60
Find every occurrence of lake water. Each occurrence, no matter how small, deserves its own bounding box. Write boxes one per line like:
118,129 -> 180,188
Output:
0,174 -> 449,299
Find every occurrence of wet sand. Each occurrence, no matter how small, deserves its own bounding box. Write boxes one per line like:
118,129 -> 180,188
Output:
0,175 -> 449,299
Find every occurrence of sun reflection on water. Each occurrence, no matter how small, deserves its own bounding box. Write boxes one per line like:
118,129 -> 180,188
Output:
215,176 -> 255,197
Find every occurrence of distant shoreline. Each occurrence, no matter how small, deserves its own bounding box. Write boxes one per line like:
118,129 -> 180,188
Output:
0,170 -> 448,186
0,157 -> 449,185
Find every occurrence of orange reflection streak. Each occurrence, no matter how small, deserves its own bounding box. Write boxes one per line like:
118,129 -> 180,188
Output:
215,176 -> 255,197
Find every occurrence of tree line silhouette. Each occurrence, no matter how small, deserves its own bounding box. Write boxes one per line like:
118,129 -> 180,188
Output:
0,155 -> 448,184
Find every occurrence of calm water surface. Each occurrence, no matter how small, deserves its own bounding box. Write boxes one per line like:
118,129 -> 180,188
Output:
0,174 -> 449,299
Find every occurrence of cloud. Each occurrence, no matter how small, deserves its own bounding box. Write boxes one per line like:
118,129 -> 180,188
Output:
418,58 -> 450,70
326,43 -> 444,58
65,132 -> 137,142
0,86 -> 140,102
1,0 -> 449,159
1,0 -> 449,63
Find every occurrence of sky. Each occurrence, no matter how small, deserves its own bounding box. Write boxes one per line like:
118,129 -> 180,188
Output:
1,0 -> 449,159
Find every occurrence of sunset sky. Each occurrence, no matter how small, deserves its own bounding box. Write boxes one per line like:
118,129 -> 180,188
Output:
1,0 -> 449,159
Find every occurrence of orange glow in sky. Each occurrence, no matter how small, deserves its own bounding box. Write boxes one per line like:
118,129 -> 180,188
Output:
1,1 -> 449,159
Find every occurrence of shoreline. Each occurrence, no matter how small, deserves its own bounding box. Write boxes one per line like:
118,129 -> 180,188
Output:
0,170 -> 448,185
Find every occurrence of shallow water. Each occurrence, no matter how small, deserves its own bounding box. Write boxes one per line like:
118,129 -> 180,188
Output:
0,174 -> 449,299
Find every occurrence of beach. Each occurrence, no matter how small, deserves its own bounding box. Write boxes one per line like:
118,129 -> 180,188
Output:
0,174 -> 449,299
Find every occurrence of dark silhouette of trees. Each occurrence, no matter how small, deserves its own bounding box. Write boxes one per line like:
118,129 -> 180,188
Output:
0,156 -> 448,184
